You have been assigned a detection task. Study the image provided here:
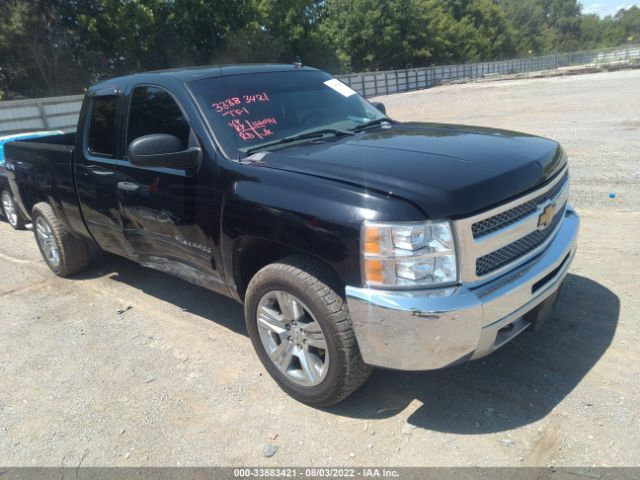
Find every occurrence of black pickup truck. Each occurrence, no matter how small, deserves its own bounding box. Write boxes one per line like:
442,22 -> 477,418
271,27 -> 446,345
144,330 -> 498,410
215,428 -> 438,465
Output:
5,64 -> 579,406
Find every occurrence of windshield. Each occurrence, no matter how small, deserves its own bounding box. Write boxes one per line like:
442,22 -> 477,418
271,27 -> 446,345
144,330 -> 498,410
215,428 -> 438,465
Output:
188,70 -> 387,158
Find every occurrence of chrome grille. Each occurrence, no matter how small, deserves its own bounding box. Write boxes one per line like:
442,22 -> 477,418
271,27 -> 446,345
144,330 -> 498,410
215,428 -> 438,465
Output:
471,171 -> 569,239
453,165 -> 570,283
475,202 -> 565,276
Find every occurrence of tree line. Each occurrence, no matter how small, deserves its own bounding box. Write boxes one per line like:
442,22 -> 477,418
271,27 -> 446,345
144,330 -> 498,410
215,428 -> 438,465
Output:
0,0 -> 638,99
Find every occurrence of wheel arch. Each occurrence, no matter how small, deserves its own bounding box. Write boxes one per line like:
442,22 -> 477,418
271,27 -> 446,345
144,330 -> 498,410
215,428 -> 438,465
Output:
231,236 -> 345,302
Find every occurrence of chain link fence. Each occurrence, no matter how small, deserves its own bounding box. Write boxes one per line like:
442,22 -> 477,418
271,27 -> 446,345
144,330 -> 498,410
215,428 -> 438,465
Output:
1,43 -> 639,135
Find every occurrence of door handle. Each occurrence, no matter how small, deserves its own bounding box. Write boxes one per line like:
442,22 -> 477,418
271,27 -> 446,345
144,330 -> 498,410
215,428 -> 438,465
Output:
85,164 -> 113,176
117,181 -> 140,193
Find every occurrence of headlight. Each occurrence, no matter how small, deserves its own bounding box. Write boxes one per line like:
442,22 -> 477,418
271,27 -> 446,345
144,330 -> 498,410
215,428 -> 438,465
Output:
361,220 -> 457,287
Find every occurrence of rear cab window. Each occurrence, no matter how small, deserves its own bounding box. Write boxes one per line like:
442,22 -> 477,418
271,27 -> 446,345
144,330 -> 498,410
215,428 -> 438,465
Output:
87,96 -> 118,157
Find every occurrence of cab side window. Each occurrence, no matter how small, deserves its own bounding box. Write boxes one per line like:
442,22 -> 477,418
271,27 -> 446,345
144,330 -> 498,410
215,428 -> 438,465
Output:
88,96 -> 118,157
127,86 -> 190,151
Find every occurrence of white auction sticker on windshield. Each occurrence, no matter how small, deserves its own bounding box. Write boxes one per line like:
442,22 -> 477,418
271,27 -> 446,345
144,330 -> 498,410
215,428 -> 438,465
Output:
324,79 -> 357,97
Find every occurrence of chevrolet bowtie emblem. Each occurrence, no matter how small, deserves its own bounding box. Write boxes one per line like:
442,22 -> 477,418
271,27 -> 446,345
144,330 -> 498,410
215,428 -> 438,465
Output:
537,203 -> 556,229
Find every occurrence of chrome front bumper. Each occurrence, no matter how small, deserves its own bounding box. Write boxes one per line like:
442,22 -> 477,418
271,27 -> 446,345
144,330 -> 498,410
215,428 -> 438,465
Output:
345,205 -> 580,371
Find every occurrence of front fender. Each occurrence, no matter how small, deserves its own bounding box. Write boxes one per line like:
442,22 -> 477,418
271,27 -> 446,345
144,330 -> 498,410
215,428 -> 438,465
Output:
220,167 -> 425,298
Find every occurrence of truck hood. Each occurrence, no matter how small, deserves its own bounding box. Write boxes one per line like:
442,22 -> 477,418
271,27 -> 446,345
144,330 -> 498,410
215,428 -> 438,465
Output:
248,122 -> 566,219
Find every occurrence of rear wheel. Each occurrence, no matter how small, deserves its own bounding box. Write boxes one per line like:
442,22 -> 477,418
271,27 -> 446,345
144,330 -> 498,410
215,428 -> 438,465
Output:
32,202 -> 91,277
1,190 -> 25,230
245,256 -> 372,406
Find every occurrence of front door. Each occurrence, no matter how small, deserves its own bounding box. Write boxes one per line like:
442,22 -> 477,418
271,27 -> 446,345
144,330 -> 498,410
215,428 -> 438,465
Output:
114,85 -> 224,292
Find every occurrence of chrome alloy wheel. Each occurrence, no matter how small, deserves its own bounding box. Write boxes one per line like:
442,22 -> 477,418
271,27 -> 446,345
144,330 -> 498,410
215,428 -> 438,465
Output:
1,191 -> 18,227
257,290 -> 330,387
35,217 -> 60,268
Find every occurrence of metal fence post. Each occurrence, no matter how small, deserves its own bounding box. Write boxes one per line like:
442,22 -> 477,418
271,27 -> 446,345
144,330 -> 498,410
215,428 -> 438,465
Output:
36,100 -> 50,129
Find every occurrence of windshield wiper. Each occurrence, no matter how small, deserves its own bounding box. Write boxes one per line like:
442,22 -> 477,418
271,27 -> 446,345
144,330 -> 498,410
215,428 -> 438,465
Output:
244,128 -> 355,155
351,118 -> 391,132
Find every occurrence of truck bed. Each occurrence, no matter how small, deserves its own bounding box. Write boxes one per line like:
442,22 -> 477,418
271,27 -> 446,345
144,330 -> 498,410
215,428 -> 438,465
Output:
4,132 -> 90,237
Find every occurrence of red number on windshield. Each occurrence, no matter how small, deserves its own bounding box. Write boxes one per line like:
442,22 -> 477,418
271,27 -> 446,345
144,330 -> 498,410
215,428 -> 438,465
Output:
212,93 -> 274,141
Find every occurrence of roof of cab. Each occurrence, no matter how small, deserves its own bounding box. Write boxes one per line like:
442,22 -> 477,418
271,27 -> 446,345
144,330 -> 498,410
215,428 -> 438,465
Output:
89,64 -> 320,92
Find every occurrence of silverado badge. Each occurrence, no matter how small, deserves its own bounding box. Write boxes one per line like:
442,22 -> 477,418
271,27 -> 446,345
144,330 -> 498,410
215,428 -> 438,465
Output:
537,203 -> 557,229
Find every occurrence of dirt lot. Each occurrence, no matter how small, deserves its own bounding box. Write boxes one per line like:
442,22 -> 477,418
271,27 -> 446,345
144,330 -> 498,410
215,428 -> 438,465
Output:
1,70 -> 639,467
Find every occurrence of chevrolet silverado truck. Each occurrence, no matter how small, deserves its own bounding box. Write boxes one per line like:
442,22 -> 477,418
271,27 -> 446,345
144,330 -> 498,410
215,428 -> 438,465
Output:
4,64 -> 579,406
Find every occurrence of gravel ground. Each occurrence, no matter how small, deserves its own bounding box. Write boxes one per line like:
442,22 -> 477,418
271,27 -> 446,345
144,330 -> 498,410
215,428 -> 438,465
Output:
1,70 -> 639,467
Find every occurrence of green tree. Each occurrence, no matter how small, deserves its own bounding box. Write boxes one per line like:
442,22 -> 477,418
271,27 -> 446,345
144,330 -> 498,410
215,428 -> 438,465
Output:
222,0 -> 336,68
615,5 -> 640,43
322,0 -> 457,71
579,14 -> 605,49
323,0 -> 515,72
443,0 -> 516,61
69,0 -> 250,76
545,0 -> 583,51
499,0 -> 589,55
500,0 -> 553,55
0,0 -> 82,97
2,0 -> 640,99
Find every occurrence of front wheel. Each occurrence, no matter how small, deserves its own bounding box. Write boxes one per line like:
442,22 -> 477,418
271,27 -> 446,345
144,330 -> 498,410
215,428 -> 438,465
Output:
244,256 -> 372,407
1,190 -> 25,230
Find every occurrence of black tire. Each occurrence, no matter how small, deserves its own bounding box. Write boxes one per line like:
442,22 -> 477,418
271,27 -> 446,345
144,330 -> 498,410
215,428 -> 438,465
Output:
245,255 -> 372,407
31,202 -> 91,277
1,190 -> 25,230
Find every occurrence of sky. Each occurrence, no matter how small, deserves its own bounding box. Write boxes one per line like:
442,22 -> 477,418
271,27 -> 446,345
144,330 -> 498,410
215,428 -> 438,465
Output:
582,1 -> 640,16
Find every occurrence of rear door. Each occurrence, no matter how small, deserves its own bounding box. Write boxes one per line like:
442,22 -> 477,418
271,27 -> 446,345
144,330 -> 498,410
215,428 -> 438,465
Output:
75,91 -> 129,255
114,84 -> 223,291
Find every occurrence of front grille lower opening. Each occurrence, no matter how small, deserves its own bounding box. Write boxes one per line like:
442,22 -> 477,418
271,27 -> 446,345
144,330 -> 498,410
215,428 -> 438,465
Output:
531,253 -> 570,294
498,323 -> 514,333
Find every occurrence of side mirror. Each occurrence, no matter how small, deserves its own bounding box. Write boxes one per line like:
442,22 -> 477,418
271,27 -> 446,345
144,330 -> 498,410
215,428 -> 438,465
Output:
128,133 -> 200,169
370,101 -> 386,115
